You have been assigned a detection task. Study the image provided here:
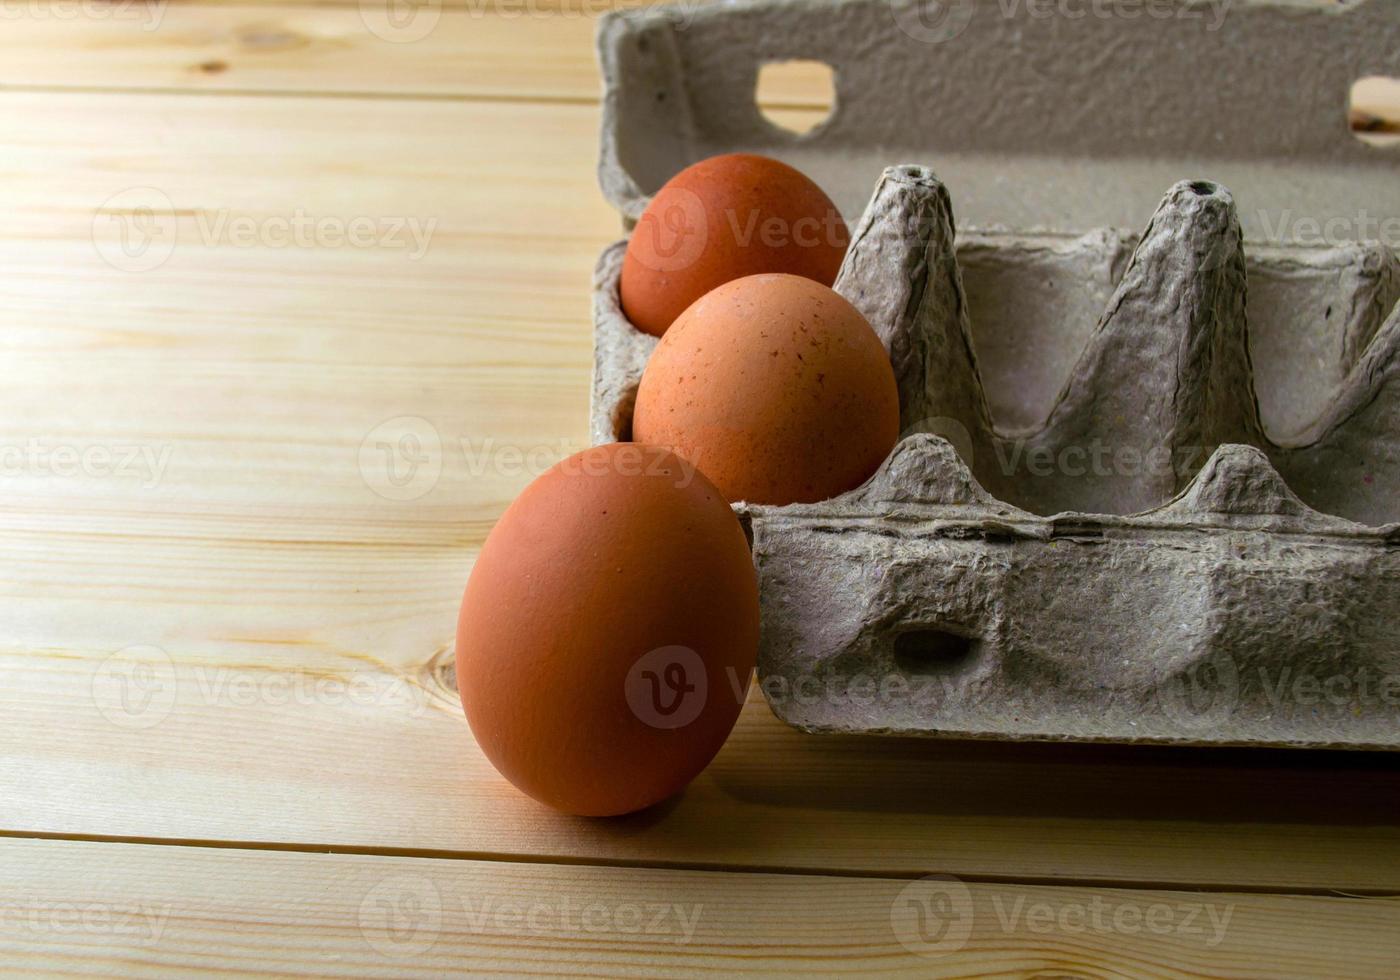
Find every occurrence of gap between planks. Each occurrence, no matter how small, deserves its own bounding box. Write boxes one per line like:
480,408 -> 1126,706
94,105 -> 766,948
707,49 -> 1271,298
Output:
0,84 -> 833,119
3,830 -> 1398,900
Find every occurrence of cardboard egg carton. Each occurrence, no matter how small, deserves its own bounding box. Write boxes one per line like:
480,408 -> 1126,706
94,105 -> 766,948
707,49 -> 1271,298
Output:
591,0 -> 1400,748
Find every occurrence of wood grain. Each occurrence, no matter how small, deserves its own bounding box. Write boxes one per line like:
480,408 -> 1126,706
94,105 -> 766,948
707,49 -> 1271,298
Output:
0,2 -> 829,111
0,7 -> 606,100
3,90 -> 1400,895
3,5 -> 1400,975
3,838 -> 1398,978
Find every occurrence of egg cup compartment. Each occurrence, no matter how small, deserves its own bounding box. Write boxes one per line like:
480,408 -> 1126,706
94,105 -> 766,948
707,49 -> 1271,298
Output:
591,0 -> 1400,748
591,164 -> 1400,749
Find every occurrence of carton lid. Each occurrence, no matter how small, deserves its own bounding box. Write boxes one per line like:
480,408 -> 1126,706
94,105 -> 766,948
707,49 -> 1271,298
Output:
598,0 -> 1400,241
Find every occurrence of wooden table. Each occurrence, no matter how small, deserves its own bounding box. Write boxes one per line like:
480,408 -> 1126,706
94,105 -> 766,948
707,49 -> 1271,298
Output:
2,5 -> 1399,976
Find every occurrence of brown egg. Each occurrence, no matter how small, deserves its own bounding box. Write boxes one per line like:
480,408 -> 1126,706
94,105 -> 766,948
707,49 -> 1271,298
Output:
620,153 -> 850,337
456,443 -> 759,817
633,273 -> 900,506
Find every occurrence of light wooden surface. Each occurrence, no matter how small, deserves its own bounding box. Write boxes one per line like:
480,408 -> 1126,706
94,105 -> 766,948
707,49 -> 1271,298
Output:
2,5 -> 1399,977
5,838 -> 1399,978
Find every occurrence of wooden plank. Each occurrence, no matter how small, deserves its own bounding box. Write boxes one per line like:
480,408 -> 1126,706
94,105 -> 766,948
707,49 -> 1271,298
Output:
0,2 -> 833,110
3,90 -> 1400,892
2,838 -> 1398,977
0,6 -> 604,101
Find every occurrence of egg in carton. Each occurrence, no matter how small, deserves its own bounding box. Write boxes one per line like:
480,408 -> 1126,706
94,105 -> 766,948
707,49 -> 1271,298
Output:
590,0 -> 1400,748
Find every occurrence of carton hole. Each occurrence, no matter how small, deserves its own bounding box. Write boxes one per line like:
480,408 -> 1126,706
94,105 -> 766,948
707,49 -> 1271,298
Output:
736,510 -> 755,550
612,385 -> 638,442
892,628 -> 979,678
1349,76 -> 1400,148
755,60 -> 836,137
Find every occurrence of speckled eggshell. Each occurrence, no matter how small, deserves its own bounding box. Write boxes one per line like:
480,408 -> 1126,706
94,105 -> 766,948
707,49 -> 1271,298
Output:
455,443 -> 759,817
620,153 -> 850,337
632,273 -> 901,506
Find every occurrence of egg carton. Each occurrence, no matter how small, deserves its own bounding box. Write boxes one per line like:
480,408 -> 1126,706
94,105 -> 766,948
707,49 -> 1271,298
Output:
590,0 -> 1400,748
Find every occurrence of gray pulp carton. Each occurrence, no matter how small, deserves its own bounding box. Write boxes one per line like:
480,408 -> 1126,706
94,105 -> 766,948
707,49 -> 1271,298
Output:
591,0 -> 1400,748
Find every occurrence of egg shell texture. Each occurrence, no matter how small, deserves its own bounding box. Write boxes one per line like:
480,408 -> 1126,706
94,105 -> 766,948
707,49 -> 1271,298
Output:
633,273 -> 901,506
456,443 -> 759,817
620,153 -> 850,337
